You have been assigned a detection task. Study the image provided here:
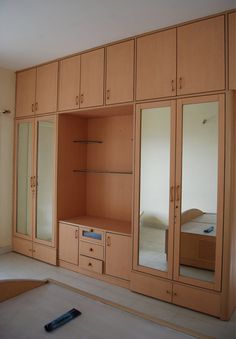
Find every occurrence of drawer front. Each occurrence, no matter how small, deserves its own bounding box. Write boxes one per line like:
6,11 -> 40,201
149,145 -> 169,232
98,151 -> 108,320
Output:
79,227 -> 104,245
80,241 -> 104,260
79,255 -> 103,274
13,237 -> 33,257
173,283 -> 221,317
33,243 -> 57,265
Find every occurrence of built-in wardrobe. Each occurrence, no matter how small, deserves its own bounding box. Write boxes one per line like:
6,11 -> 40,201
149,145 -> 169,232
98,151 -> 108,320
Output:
12,9 -> 236,320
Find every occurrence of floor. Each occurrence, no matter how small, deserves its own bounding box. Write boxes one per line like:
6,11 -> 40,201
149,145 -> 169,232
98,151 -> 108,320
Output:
0,252 -> 235,339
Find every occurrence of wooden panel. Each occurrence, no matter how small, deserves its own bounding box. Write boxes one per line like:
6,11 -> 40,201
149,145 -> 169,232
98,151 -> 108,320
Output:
136,29 -> 176,100
105,233 -> 131,280
130,271 -> 172,302
79,226 -> 105,245
16,68 -> 36,117
106,40 -> 134,104
177,16 -> 225,94
80,49 -> 104,108
80,241 -> 104,260
35,62 -> 58,114
58,223 -> 79,265
58,55 -> 80,111
12,237 -> 32,257
33,242 -> 56,265
173,283 -> 221,317
229,12 -> 236,89
79,255 -> 103,274
57,114 -> 87,220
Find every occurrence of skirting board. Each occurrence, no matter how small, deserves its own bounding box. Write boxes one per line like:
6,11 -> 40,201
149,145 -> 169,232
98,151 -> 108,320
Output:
0,246 -> 12,255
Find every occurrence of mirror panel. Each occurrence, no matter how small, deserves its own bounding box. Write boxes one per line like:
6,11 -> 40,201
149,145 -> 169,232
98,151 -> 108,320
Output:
35,120 -> 55,242
180,101 -> 218,282
139,106 -> 171,272
16,122 -> 33,236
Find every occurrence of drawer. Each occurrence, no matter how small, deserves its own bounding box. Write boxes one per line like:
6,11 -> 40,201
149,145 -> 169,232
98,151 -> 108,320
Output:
79,255 -> 103,274
80,241 -> 104,260
79,227 -> 104,245
33,243 -> 57,266
13,237 -> 33,257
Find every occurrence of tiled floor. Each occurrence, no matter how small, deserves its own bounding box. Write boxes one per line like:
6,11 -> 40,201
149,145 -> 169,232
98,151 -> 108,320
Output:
0,252 -> 235,339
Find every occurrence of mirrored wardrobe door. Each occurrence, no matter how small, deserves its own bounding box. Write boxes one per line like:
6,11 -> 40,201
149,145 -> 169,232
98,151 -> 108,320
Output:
133,101 -> 176,279
15,120 -> 34,237
34,117 -> 56,244
174,95 -> 225,290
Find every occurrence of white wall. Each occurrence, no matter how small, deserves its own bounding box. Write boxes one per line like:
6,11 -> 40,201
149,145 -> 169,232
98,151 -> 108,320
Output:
0,67 -> 15,251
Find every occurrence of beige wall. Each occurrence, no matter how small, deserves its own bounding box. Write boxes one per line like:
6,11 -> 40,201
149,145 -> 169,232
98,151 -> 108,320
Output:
0,67 -> 15,250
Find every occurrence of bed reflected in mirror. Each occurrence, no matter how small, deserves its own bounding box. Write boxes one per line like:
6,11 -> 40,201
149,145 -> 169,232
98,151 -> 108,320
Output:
179,101 -> 219,283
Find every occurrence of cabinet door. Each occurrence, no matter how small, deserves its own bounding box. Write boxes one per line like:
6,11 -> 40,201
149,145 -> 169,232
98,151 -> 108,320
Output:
35,62 -> 58,114
14,120 -> 34,238
105,233 -> 131,280
229,12 -> 236,90
106,40 -> 134,104
58,55 -> 80,111
174,95 -> 225,291
136,29 -> 176,100
133,101 -> 176,280
34,116 -> 56,245
16,69 -> 36,117
58,223 -> 79,265
177,16 -> 225,95
80,49 -> 104,108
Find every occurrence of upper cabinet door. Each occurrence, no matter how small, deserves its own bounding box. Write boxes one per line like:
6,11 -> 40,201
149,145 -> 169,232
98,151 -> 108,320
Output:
229,12 -> 236,90
16,69 -> 36,117
136,29 -> 176,100
106,40 -> 134,105
177,16 -> 225,95
80,48 -> 104,108
35,62 -> 58,115
58,55 -> 80,111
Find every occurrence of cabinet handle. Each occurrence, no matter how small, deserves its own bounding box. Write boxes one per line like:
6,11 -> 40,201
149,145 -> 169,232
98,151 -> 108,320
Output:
75,229 -> 78,239
35,102 -> 38,111
80,94 -> 84,104
176,185 -> 181,201
89,248 -> 93,252
30,176 -> 34,188
107,236 -> 111,247
31,103 -> 34,112
170,186 -> 174,202
88,262 -> 92,267
75,95 -> 79,105
173,292 -> 177,296
106,89 -> 110,100
171,80 -> 175,92
179,77 -> 183,90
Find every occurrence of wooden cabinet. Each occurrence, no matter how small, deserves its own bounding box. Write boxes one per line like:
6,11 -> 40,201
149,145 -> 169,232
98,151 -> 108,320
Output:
105,233 -> 131,280
16,62 -> 58,117
16,68 -> 36,117
136,29 -> 176,100
177,16 -> 225,95
229,12 -> 236,89
106,40 -> 134,104
13,116 -> 57,265
80,48 -> 104,108
136,15 -> 225,101
58,223 -> 79,265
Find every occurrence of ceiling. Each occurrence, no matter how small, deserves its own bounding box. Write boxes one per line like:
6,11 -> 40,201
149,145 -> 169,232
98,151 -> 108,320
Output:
0,0 -> 235,71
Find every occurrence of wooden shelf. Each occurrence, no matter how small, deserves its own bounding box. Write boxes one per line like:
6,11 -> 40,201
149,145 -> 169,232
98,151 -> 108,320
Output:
59,216 -> 132,235
73,140 -> 103,144
73,169 -> 132,175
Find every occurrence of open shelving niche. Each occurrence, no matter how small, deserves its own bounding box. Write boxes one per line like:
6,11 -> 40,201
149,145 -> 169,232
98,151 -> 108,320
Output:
57,104 -> 133,235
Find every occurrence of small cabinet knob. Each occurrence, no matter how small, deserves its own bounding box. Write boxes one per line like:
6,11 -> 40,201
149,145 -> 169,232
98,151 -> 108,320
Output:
88,262 -> 92,267
89,248 -> 93,252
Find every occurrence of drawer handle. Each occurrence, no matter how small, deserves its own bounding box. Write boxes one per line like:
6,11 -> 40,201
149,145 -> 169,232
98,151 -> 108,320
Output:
89,248 -> 94,252
90,229 -> 94,233
88,262 -> 92,267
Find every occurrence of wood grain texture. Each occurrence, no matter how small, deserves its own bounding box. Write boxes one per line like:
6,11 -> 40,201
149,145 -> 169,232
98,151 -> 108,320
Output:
58,55 -> 80,111
229,12 -> 236,89
105,233 -> 131,280
58,223 -> 79,265
16,68 -> 36,117
136,28 -> 176,100
80,48 -> 104,108
177,16 -> 225,95
32,242 -> 57,265
12,237 -> 33,257
36,61 -> 58,114
106,40 -> 134,104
